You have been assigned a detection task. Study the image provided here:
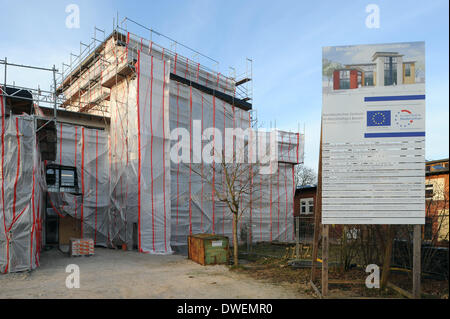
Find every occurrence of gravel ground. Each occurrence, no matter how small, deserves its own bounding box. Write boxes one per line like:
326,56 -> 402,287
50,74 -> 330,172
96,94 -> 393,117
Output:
0,247 -> 310,299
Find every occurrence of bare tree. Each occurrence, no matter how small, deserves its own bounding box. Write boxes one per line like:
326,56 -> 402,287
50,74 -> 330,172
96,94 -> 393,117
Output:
385,180 -> 449,285
191,148 -> 260,266
424,179 -> 449,245
322,58 -> 344,87
294,164 -> 317,187
421,180 -> 449,277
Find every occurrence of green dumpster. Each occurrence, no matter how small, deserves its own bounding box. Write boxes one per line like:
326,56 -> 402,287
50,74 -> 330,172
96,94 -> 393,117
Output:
188,234 -> 229,265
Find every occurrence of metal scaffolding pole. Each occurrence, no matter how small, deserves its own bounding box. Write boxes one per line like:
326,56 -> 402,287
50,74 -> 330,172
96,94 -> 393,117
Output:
0,58 -> 59,132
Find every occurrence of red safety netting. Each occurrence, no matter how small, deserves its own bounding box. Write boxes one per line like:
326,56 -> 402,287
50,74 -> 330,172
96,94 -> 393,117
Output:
108,48 -> 172,253
47,123 -> 110,247
0,111 -> 44,273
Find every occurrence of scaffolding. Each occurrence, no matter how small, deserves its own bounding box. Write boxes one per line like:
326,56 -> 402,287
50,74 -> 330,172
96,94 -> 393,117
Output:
0,58 -> 61,124
55,17 -> 253,117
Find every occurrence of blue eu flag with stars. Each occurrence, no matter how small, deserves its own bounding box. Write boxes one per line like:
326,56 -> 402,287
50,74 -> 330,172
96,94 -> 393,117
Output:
367,111 -> 391,126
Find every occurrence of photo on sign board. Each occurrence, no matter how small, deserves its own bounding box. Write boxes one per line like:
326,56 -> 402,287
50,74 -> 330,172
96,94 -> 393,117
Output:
322,42 -> 425,94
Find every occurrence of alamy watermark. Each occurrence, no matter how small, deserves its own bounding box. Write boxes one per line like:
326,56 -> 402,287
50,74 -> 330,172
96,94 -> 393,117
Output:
365,4 -> 380,29
169,123 -> 280,175
65,4 -> 80,29
365,264 -> 380,289
65,264 -> 80,289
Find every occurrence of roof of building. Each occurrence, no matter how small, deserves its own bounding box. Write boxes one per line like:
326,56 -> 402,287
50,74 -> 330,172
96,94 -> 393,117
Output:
296,184 -> 317,192
372,51 -> 404,61
345,63 -> 376,67
57,29 -> 253,112
426,158 -> 449,165
426,159 -> 449,177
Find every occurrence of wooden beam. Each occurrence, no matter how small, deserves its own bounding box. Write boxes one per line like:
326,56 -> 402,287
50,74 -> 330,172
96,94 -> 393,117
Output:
235,77 -> 251,86
170,73 -> 252,111
329,279 -> 365,285
413,224 -> 422,299
387,282 -> 414,299
322,224 -> 329,297
310,122 -> 323,282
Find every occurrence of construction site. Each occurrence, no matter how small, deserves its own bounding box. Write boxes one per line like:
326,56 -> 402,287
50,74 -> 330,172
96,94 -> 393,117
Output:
0,17 -> 304,274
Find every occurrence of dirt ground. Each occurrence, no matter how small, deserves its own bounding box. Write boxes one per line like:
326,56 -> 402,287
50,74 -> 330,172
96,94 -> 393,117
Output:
0,247 -> 310,299
235,243 -> 449,299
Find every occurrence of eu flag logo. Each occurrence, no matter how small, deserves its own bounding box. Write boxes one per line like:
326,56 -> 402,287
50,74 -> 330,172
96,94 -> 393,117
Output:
367,111 -> 391,126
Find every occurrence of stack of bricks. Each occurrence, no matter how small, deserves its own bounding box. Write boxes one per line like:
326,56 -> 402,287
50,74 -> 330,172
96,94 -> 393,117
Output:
69,238 -> 95,256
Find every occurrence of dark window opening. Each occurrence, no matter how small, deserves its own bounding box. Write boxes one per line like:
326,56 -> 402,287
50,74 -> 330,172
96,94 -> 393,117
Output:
46,168 -> 57,187
45,211 -> 59,245
384,57 -> 397,86
425,184 -> 434,199
405,63 -> 411,77
364,71 -> 374,86
424,217 -> 433,240
339,70 -> 350,89
357,72 -> 362,87
46,164 -> 79,193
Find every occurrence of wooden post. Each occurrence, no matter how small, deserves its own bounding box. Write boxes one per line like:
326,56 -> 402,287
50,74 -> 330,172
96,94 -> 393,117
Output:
381,225 -> 395,289
322,224 -> 329,297
295,217 -> 300,258
413,224 -> 421,299
310,123 -> 322,282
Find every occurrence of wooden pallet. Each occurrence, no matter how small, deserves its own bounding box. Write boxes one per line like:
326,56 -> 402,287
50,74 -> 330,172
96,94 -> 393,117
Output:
69,238 -> 94,257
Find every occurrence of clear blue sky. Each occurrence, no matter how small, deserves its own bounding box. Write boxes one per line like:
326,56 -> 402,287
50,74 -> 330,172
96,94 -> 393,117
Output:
1,0 -> 448,171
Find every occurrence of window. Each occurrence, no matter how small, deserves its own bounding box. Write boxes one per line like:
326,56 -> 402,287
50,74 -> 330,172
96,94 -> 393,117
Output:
357,72 -> 362,87
61,169 -> 75,187
438,209 -> 449,242
424,217 -> 433,240
46,164 -> 78,193
431,164 -> 445,171
404,63 -> 411,77
339,70 -> 350,89
384,56 -> 397,86
425,178 -> 446,201
300,197 -> 314,215
46,168 -> 59,190
364,71 -> 374,86
425,184 -> 434,199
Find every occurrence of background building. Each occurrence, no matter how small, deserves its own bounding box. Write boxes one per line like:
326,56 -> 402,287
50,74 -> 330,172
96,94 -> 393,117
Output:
425,159 -> 449,244
294,184 -> 316,243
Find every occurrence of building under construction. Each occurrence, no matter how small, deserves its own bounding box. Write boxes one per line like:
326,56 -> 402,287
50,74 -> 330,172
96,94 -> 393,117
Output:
0,18 -> 303,273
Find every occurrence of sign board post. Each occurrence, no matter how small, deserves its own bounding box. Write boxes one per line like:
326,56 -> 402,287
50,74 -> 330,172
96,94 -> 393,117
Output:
321,224 -> 329,296
310,124 -> 322,284
413,224 -> 421,298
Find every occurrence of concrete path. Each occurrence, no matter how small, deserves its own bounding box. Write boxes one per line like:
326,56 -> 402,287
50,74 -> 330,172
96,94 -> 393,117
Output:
0,247 -> 310,299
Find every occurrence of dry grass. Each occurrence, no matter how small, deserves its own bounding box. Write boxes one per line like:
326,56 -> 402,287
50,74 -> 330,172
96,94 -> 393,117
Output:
234,242 -> 449,299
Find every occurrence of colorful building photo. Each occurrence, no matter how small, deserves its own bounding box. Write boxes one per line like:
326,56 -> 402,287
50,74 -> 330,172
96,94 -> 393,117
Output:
323,42 -> 425,93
